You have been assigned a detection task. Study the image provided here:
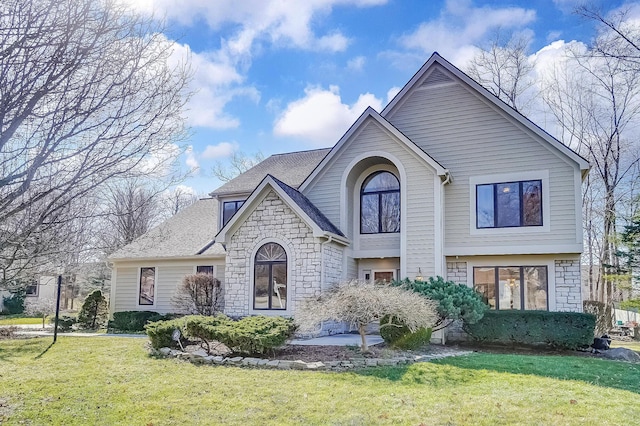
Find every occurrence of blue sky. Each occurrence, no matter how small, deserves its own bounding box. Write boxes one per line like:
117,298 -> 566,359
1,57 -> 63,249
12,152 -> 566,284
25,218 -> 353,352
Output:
126,0 -> 629,194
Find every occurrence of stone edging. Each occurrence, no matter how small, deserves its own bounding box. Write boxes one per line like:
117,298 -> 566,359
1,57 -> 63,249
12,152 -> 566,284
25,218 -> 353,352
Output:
149,346 -> 473,371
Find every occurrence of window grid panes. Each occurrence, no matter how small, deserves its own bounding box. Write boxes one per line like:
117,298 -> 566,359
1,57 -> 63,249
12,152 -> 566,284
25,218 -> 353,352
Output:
476,180 -> 542,229
254,243 -> 287,310
473,266 -> 548,310
360,171 -> 400,234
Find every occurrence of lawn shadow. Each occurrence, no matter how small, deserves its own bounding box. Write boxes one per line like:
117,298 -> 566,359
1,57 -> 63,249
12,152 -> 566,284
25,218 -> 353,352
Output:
354,352 -> 640,394
0,338 -> 53,362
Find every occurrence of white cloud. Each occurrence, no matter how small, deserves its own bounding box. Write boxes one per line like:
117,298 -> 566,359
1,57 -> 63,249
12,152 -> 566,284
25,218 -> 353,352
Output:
202,142 -> 239,159
274,85 -> 383,146
185,145 -> 200,172
386,86 -> 401,103
397,0 -> 537,66
347,56 -> 366,72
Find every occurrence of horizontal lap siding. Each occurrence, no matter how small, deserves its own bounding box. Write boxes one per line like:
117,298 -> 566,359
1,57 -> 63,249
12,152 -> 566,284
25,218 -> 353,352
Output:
305,119 -> 436,277
113,260 -> 226,314
387,82 -> 578,251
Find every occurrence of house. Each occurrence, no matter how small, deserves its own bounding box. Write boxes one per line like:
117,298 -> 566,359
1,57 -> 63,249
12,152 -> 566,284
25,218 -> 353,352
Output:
108,53 -> 589,337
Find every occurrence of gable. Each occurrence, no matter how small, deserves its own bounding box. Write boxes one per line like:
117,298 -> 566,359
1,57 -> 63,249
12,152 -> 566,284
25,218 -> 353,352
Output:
382,53 -> 589,174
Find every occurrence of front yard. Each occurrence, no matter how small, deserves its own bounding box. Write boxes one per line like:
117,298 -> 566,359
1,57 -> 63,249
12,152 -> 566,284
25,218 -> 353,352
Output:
0,337 -> 638,425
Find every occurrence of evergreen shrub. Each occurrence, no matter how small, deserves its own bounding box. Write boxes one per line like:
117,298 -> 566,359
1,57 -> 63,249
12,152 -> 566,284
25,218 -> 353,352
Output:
463,310 -> 596,350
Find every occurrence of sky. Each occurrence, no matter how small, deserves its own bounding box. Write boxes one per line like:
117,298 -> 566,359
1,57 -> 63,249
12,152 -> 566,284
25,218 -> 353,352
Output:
124,0 -> 632,195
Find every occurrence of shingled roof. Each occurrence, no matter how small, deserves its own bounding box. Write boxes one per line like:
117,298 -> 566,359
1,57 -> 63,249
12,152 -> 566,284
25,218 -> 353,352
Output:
210,148 -> 330,196
108,198 -> 225,260
270,176 -> 344,237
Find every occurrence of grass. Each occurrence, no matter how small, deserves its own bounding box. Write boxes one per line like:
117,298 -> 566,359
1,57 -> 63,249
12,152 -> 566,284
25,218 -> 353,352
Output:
611,340 -> 640,352
0,316 -> 47,326
0,337 -> 639,425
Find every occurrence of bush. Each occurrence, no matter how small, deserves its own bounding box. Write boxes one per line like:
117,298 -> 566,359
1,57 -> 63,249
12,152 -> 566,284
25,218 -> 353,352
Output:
147,315 -> 295,356
145,317 -> 187,349
109,311 -> 168,332
393,327 -> 433,350
380,315 -> 432,350
393,276 -> 488,331
77,290 -> 108,329
54,316 -> 77,332
172,274 -> 222,316
463,310 -> 596,350
2,293 -> 25,315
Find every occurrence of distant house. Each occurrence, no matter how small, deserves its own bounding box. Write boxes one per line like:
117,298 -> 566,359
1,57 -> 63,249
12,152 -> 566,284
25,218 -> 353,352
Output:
108,53 -> 589,337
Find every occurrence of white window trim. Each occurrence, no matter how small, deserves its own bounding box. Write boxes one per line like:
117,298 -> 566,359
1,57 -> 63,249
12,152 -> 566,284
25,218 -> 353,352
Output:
248,238 -> 293,316
469,170 -> 550,235
137,266 -> 158,308
465,258 -> 556,311
193,265 -> 216,276
220,198 -> 247,229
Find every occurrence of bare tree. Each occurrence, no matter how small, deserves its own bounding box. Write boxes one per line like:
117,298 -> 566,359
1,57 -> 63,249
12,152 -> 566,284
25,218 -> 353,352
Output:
171,273 -> 222,316
24,297 -> 56,329
161,186 -> 199,218
0,0 -> 190,288
211,151 -> 265,182
295,280 -> 438,352
466,31 -> 536,113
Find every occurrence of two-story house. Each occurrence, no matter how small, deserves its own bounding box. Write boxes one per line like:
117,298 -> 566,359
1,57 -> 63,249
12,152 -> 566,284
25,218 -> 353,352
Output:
108,53 -> 589,336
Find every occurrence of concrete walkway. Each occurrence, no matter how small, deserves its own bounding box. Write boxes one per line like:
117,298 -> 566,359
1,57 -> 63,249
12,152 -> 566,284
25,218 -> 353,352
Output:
290,333 -> 383,346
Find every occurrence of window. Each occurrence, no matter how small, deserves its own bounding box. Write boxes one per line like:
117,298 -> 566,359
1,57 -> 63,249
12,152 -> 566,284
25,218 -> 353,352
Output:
223,200 -> 245,226
476,180 -> 542,228
196,266 -> 214,275
473,266 -> 548,310
373,271 -> 394,284
254,243 -> 287,310
25,280 -> 38,297
139,267 -> 155,305
360,171 -> 400,234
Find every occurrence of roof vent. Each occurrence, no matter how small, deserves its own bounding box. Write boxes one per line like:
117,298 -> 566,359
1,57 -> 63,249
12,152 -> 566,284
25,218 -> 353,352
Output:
421,68 -> 454,87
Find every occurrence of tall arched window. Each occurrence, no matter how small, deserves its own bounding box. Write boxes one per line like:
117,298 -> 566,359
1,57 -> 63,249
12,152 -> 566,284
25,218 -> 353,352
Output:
361,171 -> 400,234
254,242 -> 287,310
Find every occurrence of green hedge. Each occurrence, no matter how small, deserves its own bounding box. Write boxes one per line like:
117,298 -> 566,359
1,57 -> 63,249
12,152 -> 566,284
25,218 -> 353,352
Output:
145,317 -> 187,349
463,310 -> 595,350
147,315 -> 295,355
109,311 -> 170,332
380,315 -> 432,350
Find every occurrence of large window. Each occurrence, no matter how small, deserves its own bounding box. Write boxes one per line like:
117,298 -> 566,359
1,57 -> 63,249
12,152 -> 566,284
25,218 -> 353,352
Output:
476,180 -> 542,228
360,171 -> 400,234
254,243 -> 287,310
196,265 -> 214,275
223,200 -> 245,226
473,266 -> 548,310
139,267 -> 155,305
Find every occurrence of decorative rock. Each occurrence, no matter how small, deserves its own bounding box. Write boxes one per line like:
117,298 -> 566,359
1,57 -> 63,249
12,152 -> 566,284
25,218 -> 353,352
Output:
258,359 -> 269,366
278,360 -> 293,370
266,360 -> 280,368
212,356 -> 225,364
306,361 -> 325,370
242,357 -> 260,366
191,349 -> 209,358
227,356 -> 244,365
365,359 -> 378,367
377,359 -> 397,367
599,348 -> 640,363
291,360 -> 308,370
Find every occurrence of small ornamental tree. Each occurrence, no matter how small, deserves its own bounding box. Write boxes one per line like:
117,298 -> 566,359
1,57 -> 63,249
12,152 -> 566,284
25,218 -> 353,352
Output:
393,276 -> 488,331
24,298 -> 56,328
171,273 -> 222,316
295,280 -> 438,351
78,290 -> 108,329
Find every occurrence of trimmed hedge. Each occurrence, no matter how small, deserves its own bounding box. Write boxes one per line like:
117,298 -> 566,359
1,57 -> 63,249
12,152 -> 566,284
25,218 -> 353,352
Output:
380,315 -> 433,350
145,317 -> 187,349
463,310 -> 595,350
147,315 -> 295,356
109,311 -> 169,332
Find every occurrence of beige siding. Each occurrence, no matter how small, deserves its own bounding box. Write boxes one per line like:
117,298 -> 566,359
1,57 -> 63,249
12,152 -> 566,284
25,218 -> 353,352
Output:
304,119 -> 437,277
386,77 -> 580,253
112,258 -> 225,314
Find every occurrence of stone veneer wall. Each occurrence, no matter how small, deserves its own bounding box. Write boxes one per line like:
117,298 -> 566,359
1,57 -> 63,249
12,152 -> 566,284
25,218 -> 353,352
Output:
446,261 -> 467,286
224,191 -> 345,333
554,259 -> 582,312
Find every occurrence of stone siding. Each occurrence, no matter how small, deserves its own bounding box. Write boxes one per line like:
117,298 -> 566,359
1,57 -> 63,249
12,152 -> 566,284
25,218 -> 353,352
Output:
224,191 -> 344,333
446,261 -> 467,286
555,259 -> 582,312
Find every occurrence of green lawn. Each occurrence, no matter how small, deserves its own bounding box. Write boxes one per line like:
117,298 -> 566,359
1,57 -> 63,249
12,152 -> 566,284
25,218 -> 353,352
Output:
0,316 -> 46,326
0,337 -> 638,425
611,340 -> 640,352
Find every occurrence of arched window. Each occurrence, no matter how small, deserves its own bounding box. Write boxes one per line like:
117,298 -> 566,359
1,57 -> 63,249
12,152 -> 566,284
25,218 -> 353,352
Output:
254,242 -> 287,310
360,171 -> 400,234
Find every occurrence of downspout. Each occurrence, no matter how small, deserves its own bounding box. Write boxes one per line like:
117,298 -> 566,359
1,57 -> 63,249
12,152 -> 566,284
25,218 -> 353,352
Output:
439,172 -> 451,345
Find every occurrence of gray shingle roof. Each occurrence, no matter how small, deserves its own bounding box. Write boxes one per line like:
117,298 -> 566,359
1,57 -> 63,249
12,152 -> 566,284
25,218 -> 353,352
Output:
108,198 -> 225,260
210,148 -> 330,196
270,175 -> 345,237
